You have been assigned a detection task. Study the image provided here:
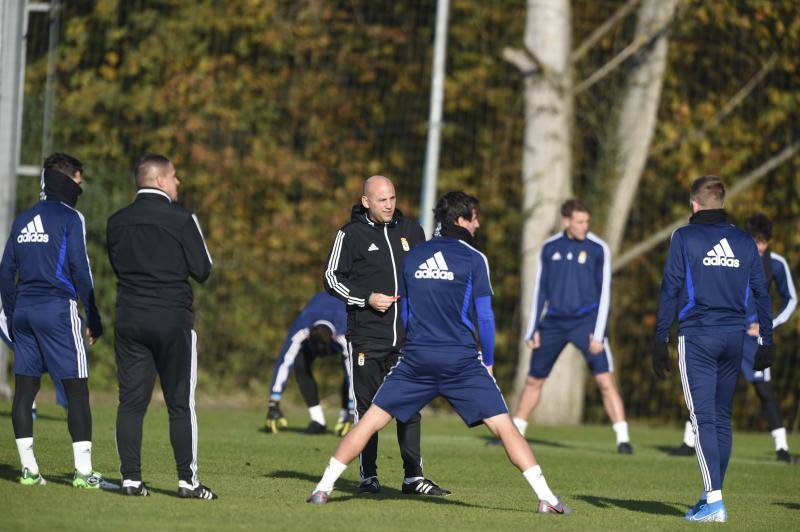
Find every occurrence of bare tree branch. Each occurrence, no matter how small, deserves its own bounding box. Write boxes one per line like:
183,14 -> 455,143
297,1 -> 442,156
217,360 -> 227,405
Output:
573,10 -> 676,95
613,141 -> 800,272
502,46 -> 540,76
571,0 -> 642,63
652,53 -> 778,157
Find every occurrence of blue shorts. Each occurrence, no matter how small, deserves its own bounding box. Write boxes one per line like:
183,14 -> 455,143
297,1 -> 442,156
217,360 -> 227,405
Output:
372,350 -> 508,427
740,335 -> 768,382
528,315 -> 612,378
12,299 -> 88,381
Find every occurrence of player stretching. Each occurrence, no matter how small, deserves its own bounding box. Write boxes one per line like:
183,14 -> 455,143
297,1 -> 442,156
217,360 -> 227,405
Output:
513,199 -> 632,453
266,291 -> 354,435
307,191 -> 571,515
654,176 -> 773,522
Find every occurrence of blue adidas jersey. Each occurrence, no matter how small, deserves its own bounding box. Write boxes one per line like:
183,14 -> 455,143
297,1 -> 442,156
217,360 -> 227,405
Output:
286,291 -> 347,341
745,252 -> 796,329
0,200 -> 101,334
524,231 -> 611,341
655,220 -> 772,344
400,236 -> 495,364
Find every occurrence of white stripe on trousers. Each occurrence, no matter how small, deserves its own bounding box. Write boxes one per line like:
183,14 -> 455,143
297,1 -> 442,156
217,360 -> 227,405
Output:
347,342 -> 369,480
189,330 -> 199,488
69,300 -> 88,378
677,335 -> 712,491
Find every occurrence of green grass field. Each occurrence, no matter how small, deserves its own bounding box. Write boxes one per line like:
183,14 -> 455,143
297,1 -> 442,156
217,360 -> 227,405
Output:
1,401 -> 798,531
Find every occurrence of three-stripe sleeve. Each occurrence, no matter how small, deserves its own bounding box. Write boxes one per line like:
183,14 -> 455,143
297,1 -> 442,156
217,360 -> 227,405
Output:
183,214 -> 212,283
770,253 -> 797,329
523,244 -> 548,341
66,209 -> 102,337
588,233 -> 611,341
324,230 -> 368,307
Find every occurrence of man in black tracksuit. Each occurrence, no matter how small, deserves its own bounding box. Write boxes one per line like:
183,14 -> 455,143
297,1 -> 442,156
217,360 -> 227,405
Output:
323,175 -> 449,496
107,154 -> 216,499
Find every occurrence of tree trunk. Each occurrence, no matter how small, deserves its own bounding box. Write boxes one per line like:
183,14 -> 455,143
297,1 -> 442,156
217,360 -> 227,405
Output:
602,0 -> 678,256
509,0 -> 580,424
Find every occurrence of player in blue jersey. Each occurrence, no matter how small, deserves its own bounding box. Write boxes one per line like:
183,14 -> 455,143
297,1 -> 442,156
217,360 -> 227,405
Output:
0,153 -> 107,488
513,199 -> 633,453
654,176 -> 773,522
265,291 -> 354,435
669,213 -> 796,462
306,191 -> 571,514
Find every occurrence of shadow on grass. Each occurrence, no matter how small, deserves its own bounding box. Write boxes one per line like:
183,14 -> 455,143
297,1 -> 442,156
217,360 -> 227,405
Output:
654,445 -> 693,456
575,494 -> 684,516
478,434 -> 573,449
257,426 -> 332,436
267,470 -> 527,512
773,502 -> 800,510
0,463 -> 20,483
0,411 -> 65,422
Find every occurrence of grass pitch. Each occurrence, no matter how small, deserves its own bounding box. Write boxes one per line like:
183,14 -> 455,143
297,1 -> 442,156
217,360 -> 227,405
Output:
1,401 -> 797,531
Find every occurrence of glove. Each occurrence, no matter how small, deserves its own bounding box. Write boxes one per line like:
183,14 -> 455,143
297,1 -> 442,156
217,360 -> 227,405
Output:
652,342 -> 671,380
334,411 -> 355,437
753,344 -> 774,371
265,400 -> 288,433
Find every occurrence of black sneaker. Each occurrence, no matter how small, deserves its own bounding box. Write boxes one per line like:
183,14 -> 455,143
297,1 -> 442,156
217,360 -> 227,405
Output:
669,443 -> 695,456
402,478 -> 451,496
177,484 -> 218,500
776,449 -> 792,463
617,442 -> 634,454
303,421 -> 327,435
121,482 -> 150,496
356,477 -> 381,494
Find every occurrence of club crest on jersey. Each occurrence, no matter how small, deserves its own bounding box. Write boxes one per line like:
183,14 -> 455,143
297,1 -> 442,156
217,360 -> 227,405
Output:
358,352 -> 365,366
703,238 -> 740,268
415,251 -> 454,281
17,214 -> 49,243
401,237 -> 410,251
578,251 -> 587,264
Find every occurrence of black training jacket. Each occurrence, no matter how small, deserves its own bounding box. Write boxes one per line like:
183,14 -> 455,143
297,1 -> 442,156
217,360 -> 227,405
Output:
106,188 -> 212,328
324,205 -> 426,351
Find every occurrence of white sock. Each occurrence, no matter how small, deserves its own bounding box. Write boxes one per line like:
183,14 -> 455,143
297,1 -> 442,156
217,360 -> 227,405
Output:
314,457 -> 347,494
403,476 -> 423,484
522,465 -> 558,505
338,408 -> 349,422
683,420 -> 696,447
122,479 -> 142,488
706,490 -> 722,504
179,480 -> 199,490
308,405 -> 326,426
72,441 -> 92,475
771,427 -> 788,451
16,437 -> 39,475
513,417 -> 528,437
612,421 -> 629,444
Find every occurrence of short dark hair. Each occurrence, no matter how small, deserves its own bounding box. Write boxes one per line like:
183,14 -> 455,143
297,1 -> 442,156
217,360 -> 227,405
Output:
43,152 -> 83,178
134,153 -> 171,185
560,198 -> 590,218
690,175 -> 725,208
306,324 -> 333,358
745,213 -> 772,241
434,191 -> 479,226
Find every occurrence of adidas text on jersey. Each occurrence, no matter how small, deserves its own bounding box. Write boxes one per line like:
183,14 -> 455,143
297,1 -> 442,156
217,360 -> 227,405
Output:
415,251 -> 454,281
17,215 -> 49,243
703,238 -> 739,268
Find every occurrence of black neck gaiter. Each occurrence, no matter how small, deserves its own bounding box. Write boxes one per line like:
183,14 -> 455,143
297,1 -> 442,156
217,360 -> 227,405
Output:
42,168 -> 82,207
439,223 -> 475,246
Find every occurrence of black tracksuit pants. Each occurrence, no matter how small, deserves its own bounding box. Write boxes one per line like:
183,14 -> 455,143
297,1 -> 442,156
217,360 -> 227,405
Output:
349,343 -> 423,480
115,319 -> 198,485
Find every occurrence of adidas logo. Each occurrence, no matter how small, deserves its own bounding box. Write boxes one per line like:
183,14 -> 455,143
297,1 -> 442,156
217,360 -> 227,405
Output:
415,251 -> 454,281
703,238 -> 740,268
17,215 -> 49,244
552,252 -> 561,261
368,243 -> 379,252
